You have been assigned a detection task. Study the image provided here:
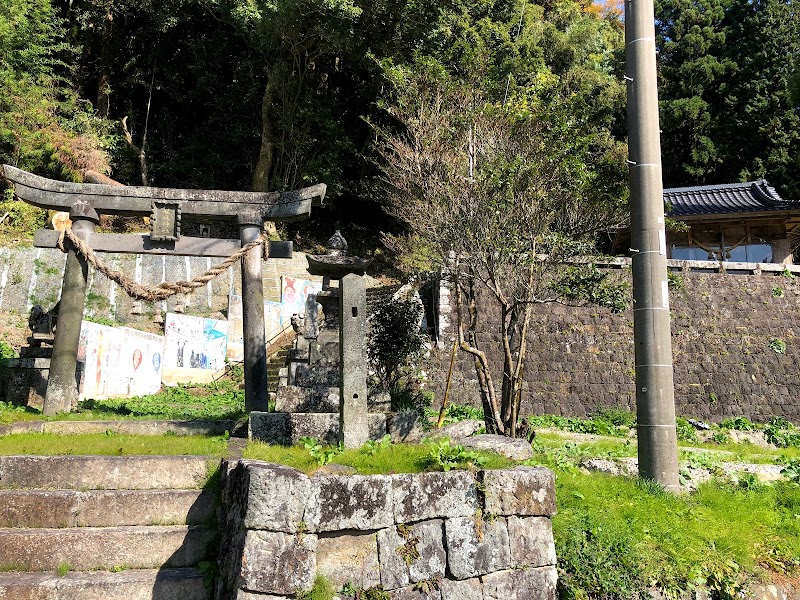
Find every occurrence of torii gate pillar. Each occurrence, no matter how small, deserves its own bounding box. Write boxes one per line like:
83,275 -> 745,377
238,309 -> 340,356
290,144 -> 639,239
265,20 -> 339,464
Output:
239,212 -> 269,412
43,202 -> 98,415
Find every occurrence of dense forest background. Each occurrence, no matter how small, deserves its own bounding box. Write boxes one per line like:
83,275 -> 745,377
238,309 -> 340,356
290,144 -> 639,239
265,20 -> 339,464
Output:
1,0 -> 799,255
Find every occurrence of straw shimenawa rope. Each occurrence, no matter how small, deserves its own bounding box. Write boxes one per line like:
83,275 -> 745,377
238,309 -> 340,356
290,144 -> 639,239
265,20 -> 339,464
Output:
57,226 -> 268,303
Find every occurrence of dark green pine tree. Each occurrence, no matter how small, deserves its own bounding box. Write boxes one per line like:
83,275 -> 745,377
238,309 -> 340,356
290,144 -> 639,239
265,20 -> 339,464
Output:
655,0 -> 735,187
719,0 -> 800,197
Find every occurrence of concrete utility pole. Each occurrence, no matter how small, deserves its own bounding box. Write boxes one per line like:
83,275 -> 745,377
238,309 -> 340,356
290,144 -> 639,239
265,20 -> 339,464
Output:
625,0 -> 680,490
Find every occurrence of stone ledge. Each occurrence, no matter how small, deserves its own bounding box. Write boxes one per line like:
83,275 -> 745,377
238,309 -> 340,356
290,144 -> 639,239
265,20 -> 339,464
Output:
249,411 -> 387,445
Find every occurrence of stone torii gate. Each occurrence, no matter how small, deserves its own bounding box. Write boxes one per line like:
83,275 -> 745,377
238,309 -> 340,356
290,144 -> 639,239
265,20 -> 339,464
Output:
2,165 -> 325,415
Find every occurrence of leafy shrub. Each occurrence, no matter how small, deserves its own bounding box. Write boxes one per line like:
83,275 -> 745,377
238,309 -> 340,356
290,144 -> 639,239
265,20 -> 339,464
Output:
299,436 -> 341,466
0,341 -> 16,359
367,296 -> 427,390
442,403 -> 484,423
764,417 -> 800,448
425,439 -> 487,472
676,417 -> 699,443
719,417 -> 756,431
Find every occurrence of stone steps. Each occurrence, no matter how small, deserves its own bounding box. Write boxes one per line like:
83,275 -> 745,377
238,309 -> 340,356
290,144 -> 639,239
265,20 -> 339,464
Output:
0,567 -> 209,600
0,525 -> 215,571
0,455 -> 212,490
0,489 -> 216,528
0,454 -> 217,599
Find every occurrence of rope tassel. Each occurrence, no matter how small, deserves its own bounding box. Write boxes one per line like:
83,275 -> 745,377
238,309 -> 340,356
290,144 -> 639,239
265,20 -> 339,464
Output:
57,227 -> 268,302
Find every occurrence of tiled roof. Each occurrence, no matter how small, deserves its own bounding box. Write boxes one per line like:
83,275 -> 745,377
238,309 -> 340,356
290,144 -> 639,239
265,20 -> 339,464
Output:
664,180 -> 800,216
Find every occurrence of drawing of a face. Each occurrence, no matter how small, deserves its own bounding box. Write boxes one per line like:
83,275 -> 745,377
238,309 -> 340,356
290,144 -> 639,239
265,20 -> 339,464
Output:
132,349 -> 143,371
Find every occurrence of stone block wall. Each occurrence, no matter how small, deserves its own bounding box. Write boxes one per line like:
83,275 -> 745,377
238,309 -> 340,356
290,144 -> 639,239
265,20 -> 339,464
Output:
430,260 -> 800,423
217,460 -> 557,600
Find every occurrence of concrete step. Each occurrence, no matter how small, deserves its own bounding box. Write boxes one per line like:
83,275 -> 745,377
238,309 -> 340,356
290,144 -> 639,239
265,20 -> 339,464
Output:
0,455 -> 214,490
0,526 -> 215,571
0,489 -> 216,528
0,567 -> 210,600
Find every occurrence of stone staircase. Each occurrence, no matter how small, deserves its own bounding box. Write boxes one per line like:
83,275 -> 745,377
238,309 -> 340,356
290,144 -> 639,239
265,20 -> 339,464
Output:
267,348 -> 290,394
0,455 -> 219,600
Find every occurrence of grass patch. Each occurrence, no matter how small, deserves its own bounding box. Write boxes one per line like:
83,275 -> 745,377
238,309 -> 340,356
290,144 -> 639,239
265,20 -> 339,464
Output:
523,434 -> 800,598
0,365 -> 246,424
552,470 -> 800,598
243,440 -> 514,475
0,432 -> 229,456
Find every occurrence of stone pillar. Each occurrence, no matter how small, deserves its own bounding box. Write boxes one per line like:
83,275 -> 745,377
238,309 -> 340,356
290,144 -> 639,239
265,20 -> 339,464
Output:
339,273 -> 369,448
239,212 -> 269,413
43,201 -> 98,415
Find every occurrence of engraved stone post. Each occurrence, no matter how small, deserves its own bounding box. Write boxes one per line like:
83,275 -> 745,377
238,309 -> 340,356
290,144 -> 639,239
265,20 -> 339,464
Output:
339,273 -> 369,448
239,212 -> 269,413
43,201 -> 98,415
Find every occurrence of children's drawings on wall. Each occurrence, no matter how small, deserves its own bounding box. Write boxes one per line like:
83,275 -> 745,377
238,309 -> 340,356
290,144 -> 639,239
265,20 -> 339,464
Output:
162,313 -> 228,385
77,322 -> 163,400
281,276 -> 322,322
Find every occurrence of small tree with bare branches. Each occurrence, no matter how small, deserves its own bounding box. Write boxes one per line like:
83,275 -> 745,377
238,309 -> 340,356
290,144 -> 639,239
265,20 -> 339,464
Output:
373,63 -> 629,436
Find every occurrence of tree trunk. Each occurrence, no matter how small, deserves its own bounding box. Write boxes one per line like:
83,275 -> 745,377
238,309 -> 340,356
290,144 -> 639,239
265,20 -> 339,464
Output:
454,271 -> 504,435
97,2 -> 113,118
252,70 -> 281,192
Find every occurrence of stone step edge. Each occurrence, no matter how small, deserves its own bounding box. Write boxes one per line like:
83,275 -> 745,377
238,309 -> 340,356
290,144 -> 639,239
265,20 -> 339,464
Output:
0,567 -> 209,600
0,419 -> 235,437
0,488 -> 216,528
0,525 -> 215,571
0,455 -> 219,491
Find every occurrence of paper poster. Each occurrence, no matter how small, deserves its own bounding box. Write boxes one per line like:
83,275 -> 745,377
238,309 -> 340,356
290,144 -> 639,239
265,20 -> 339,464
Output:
281,276 -> 322,322
116,327 -> 164,397
77,323 -> 164,400
162,313 -> 228,385
226,295 -> 286,361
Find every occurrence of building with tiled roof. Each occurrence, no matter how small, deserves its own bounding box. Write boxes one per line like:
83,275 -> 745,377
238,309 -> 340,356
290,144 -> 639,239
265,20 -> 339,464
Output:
613,180 -> 800,264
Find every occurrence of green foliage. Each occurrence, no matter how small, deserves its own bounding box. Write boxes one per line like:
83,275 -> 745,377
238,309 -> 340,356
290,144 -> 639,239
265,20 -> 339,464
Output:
56,562 -> 71,576
244,439 -> 512,475
0,193 -> 46,238
0,341 -> 15,359
656,0 -> 800,196
667,271 -> 686,291
528,410 -> 636,437
768,338 -> 787,354
78,378 -> 245,421
361,434 -> 392,456
772,286 -> 785,298
780,458 -> 800,485
197,560 -> 219,589
298,437 -> 342,467
710,430 -> 731,445
552,264 -> 630,314
676,417 -> 699,443
720,417 -> 757,431
395,524 -> 421,565
425,438 -> 488,472
368,296 -> 427,391
296,575 -> 336,600
439,403 -> 485,424
0,0 -> 114,184
764,417 -> 800,449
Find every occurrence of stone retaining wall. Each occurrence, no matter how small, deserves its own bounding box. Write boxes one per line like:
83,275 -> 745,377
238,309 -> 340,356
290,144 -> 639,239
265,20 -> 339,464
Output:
0,246 -> 319,326
216,460 -> 557,600
430,260 -> 800,423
